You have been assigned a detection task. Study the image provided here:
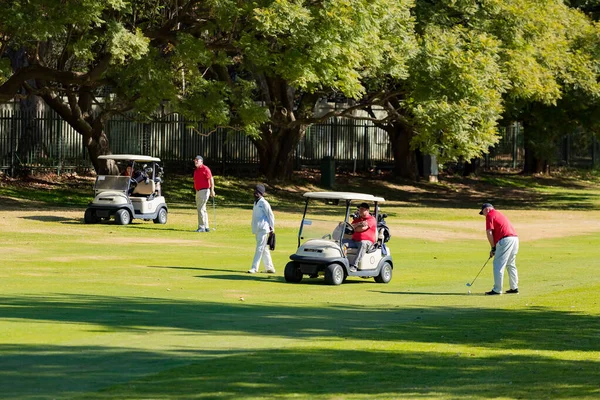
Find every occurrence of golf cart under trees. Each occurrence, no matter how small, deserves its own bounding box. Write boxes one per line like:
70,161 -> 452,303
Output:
285,192 -> 393,285
84,155 -> 168,225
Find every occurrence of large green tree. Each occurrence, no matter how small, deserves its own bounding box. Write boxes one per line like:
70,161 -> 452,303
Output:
0,0 -> 417,178
184,0 -> 417,178
1,1 -> 154,173
357,0 -> 600,178
0,1 -> 268,173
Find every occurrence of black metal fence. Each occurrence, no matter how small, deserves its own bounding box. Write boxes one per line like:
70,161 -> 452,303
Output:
0,105 -> 395,175
1,104 -> 599,176
484,123 -> 600,169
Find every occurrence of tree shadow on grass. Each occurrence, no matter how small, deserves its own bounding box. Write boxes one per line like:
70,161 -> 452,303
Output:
83,348 -> 600,400
379,290 -> 472,296
21,215 -> 75,222
0,293 -> 598,399
148,265 -> 241,274
0,294 -> 597,352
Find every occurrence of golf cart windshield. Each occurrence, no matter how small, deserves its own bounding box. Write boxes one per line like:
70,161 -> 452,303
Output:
94,175 -> 131,193
300,201 -> 349,243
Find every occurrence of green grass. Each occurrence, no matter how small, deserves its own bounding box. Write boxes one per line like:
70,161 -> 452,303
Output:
1,171 -> 599,399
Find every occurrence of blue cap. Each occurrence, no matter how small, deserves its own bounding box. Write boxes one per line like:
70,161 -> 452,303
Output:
479,203 -> 493,215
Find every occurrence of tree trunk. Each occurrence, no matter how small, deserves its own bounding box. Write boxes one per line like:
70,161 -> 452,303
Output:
253,75 -> 318,180
386,121 -> 419,180
85,125 -> 117,175
521,121 -> 547,174
254,124 -> 307,179
463,158 -> 481,176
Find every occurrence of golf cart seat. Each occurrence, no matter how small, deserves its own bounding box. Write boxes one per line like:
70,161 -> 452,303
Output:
132,180 -> 156,197
372,228 -> 386,249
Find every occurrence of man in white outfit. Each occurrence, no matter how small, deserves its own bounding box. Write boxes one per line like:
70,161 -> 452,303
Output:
248,184 -> 276,274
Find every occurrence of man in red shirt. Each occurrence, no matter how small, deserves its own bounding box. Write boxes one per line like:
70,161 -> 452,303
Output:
480,203 -> 519,295
344,202 -> 377,272
193,155 -> 215,232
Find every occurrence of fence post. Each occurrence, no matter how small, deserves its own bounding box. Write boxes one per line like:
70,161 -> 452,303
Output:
566,133 -> 571,166
363,123 -> 369,171
512,124 -> 517,169
143,123 -> 151,155
10,108 -> 16,177
57,110 -> 62,176
593,135 -> 598,168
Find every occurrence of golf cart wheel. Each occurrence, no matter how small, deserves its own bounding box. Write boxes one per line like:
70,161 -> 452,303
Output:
324,263 -> 344,286
374,261 -> 393,283
84,209 -> 98,224
153,207 -> 168,224
284,262 -> 303,283
115,209 -> 131,225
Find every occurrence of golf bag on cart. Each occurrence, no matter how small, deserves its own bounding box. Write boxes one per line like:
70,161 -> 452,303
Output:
376,212 -> 391,255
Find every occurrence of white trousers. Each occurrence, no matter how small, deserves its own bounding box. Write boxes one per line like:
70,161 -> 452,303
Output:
251,231 -> 274,271
493,236 -> 519,293
195,189 -> 210,230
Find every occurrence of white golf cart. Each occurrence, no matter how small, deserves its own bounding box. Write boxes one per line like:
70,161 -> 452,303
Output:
284,192 -> 393,285
84,154 -> 168,225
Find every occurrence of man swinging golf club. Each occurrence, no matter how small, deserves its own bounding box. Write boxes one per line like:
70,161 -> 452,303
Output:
479,203 -> 519,295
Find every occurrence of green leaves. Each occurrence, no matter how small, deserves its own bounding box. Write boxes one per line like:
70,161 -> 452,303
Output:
404,0 -> 600,164
409,25 -> 505,161
106,23 -> 150,65
243,0 -> 416,98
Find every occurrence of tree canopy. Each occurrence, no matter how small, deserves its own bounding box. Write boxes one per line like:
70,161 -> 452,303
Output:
356,0 -> 600,177
1,0 -> 600,177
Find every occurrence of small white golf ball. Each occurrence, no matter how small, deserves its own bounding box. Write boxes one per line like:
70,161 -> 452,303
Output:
468,290 -> 471,294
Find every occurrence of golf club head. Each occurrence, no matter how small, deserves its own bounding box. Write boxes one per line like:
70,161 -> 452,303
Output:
466,283 -> 472,287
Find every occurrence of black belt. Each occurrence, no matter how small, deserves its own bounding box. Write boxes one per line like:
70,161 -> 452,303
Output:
500,235 -> 517,240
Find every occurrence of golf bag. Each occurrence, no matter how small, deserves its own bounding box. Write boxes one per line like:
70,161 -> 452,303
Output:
377,212 -> 391,244
267,232 -> 276,251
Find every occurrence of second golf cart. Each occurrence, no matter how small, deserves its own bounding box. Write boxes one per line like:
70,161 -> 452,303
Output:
284,192 -> 393,285
84,154 -> 168,225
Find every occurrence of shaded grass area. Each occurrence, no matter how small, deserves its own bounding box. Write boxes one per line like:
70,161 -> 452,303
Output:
2,168 -> 600,211
0,294 -> 598,399
90,349 -> 599,399
0,294 -> 598,353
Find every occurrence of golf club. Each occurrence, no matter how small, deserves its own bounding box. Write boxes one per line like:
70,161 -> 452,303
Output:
466,255 -> 492,287
212,196 -> 217,231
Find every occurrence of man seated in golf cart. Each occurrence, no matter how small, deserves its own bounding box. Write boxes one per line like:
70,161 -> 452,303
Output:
343,202 -> 377,272
121,163 -> 132,177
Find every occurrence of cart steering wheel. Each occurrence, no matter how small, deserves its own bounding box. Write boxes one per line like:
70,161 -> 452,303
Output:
344,222 -> 355,235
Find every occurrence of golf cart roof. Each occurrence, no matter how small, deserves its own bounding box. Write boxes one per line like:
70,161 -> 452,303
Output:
303,192 -> 385,202
97,154 -> 161,162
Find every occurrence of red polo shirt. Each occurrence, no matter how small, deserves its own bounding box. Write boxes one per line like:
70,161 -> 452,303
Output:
352,214 -> 377,243
486,209 -> 517,245
193,165 -> 212,191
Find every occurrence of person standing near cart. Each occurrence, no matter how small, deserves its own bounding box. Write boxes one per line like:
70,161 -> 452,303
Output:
248,184 -> 276,274
479,203 -> 519,295
193,156 -> 215,232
